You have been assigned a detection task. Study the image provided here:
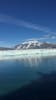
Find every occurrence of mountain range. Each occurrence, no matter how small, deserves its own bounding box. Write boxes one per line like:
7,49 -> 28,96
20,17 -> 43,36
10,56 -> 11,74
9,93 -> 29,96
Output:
14,40 -> 56,49
0,39 -> 56,50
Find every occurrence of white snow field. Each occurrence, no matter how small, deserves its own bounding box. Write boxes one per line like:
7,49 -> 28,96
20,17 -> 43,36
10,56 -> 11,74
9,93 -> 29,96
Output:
0,49 -> 56,60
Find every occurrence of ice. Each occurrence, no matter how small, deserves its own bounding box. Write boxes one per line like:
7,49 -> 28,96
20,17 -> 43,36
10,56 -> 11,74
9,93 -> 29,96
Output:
0,49 -> 56,60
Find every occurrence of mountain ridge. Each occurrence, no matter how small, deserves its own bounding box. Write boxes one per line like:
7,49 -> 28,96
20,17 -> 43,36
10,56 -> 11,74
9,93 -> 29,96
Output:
14,40 -> 56,49
0,39 -> 56,50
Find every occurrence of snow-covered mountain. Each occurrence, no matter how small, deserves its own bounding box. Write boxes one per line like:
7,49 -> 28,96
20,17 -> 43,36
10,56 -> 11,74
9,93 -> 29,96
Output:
14,40 -> 42,49
0,39 -> 56,50
15,39 -> 56,49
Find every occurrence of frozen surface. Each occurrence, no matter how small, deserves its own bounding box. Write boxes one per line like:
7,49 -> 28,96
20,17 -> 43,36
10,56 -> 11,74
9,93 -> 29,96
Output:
0,49 -> 56,60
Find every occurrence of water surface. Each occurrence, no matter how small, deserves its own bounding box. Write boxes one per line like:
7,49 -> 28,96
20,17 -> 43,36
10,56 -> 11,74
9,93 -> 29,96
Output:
0,56 -> 56,95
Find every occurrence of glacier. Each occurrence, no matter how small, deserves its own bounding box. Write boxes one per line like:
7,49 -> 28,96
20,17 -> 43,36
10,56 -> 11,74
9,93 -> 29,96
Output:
0,49 -> 56,60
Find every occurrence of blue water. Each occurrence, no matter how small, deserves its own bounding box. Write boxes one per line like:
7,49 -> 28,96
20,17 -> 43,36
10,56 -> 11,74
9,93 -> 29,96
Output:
0,56 -> 56,95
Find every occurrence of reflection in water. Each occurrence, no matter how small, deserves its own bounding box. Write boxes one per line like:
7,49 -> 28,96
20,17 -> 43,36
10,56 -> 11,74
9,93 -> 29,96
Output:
14,56 -> 56,75
0,56 -> 56,96
13,56 -> 56,72
17,56 -> 42,67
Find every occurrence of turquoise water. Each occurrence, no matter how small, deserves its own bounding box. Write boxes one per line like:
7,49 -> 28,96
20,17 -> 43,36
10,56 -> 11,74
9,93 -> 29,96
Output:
0,56 -> 56,95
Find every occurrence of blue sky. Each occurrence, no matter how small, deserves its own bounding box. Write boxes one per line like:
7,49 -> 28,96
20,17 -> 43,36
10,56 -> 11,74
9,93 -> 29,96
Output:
0,0 -> 56,47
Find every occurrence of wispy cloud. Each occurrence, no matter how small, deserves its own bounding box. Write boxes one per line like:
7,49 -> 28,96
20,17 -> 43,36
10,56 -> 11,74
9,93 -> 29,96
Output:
0,14 -> 56,35
42,34 -> 56,40
25,34 -> 56,42
0,14 -> 56,43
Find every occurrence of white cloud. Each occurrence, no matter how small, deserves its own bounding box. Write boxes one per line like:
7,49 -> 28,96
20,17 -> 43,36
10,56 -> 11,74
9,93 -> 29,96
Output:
0,14 -> 56,43
0,14 -> 56,35
43,34 -> 56,40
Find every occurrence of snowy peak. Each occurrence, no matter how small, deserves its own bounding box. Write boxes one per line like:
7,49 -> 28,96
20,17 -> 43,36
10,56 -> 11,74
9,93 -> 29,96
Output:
15,39 -> 43,49
22,39 -> 39,44
22,40 -> 39,49
0,39 -> 56,50
15,39 -> 56,50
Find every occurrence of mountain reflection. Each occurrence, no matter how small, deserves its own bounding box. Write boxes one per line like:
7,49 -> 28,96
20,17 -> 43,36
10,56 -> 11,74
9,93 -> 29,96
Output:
15,56 -> 43,67
14,56 -> 56,74
0,56 -> 56,97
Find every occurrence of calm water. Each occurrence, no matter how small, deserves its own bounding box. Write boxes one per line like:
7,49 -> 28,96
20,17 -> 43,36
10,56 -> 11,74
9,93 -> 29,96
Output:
0,56 -> 56,96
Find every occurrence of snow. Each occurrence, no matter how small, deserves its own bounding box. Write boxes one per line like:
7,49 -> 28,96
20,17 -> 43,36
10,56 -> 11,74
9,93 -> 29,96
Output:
16,45 -> 22,49
22,40 -> 39,44
0,49 -> 56,60
16,39 -> 43,49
